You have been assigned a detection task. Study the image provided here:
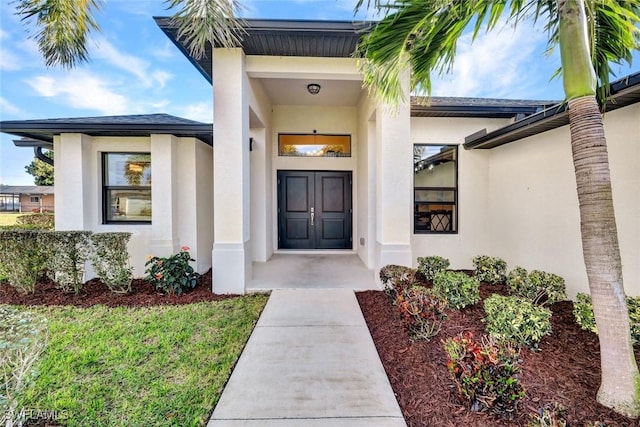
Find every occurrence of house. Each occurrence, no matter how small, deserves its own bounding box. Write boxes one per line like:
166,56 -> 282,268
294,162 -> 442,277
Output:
1,19 -> 638,297
0,185 -> 55,213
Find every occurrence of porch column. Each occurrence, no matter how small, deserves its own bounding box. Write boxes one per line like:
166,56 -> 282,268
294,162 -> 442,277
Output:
212,48 -> 251,294
374,78 -> 413,274
150,134 -> 179,256
54,133 -> 92,230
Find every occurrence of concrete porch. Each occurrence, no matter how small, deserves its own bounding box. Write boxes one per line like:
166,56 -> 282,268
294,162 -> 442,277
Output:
247,254 -> 377,291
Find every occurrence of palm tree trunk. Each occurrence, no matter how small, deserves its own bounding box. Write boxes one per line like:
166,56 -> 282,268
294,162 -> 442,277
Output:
559,0 -> 639,417
568,96 -> 640,417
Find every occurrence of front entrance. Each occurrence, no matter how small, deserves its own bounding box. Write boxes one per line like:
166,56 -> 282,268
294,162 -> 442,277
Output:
277,171 -> 352,249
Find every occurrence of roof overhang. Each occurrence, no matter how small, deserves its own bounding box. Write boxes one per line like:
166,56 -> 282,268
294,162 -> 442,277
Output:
1,115 -> 213,146
464,71 -> 640,149
411,97 -> 558,119
154,18 -> 374,84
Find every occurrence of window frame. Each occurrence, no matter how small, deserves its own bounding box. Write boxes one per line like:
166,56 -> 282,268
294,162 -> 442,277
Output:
29,196 -> 40,203
278,133 -> 352,157
413,144 -> 459,234
101,152 -> 152,225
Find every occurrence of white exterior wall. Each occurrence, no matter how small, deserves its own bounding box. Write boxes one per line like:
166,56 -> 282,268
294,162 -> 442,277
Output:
54,134 -> 213,278
356,95 -> 377,268
408,105 -> 639,298
487,104 -> 640,297
410,117 -> 510,269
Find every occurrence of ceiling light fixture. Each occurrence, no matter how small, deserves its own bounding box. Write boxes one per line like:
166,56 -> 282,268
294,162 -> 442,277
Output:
307,83 -> 321,95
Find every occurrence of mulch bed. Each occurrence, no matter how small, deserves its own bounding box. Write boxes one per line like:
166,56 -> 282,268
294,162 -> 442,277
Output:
0,269 -> 240,307
357,285 -> 640,427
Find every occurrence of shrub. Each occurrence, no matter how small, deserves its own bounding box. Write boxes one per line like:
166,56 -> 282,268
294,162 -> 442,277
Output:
145,246 -> 199,295
508,267 -> 567,306
527,402 -> 568,427
473,255 -> 507,284
573,293 -> 640,344
379,265 -> 418,301
45,231 -> 92,293
15,213 -> 54,230
443,332 -> 524,417
90,232 -> 133,294
417,256 -> 450,282
433,271 -> 480,309
0,306 -> 48,426
484,294 -> 552,348
0,230 -> 47,294
395,286 -> 447,341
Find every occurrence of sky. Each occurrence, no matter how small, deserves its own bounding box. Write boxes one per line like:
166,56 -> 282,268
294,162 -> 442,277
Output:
1,0 -> 638,185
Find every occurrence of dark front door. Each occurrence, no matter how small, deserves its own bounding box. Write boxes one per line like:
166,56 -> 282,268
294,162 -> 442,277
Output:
278,171 -> 352,249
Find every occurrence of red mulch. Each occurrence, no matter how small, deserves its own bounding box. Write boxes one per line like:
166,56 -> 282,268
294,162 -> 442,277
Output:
357,285 -> 640,427
0,269 -> 239,307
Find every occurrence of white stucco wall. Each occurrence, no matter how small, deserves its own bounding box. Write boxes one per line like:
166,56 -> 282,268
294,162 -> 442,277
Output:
408,105 -> 639,298
487,105 -> 639,297
409,117 -> 511,269
54,133 -> 213,279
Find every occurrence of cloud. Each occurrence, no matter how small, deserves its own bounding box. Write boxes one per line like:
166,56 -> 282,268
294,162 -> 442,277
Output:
91,37 -> 173,88
26,71 -> 131,115
428,20 -> 558,100
0,46 -> 22,71
150,41 -> 178,60
175,102 -> 212,123
0,97 -> 26,117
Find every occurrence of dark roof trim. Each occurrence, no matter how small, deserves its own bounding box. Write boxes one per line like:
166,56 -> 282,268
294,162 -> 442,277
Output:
1,115 -> 213,146
464,71 -> 640,150
411,97 -> 558,119
155,18 -> 373,84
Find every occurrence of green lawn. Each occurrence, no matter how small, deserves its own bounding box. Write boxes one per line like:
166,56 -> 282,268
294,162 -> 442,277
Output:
0,213 -> 24,227
15,296 -> 268,426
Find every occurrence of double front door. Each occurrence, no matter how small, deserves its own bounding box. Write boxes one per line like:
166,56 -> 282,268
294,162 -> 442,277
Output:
277,171 -> 352,249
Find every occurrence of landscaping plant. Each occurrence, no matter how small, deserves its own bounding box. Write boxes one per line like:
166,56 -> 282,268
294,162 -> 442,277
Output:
473,255 -> 508,284
484,294 -> 552,348
443,332 -> 525,417
379,265 -> 417,301
395,286 -> 447,341
90,232 -> 133,294
416,255 -> 450,282
508,267 -> 567,306
527,402 -> 568,427
145,246 -> 199,295
45,231 -> 92,293
0,306 -> 48,427
573,293 -> 640,345
433,271 -> 480,309
15,213 -> 54,230
0,230 -> 47,294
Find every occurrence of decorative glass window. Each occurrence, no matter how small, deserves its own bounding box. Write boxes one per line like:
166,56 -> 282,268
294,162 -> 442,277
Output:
279,134 -> 351,157
414,144 -> 458,233
102,153 -> 151,223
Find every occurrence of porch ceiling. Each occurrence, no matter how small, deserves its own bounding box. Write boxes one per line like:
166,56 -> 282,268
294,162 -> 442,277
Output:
259,78 -> 364,106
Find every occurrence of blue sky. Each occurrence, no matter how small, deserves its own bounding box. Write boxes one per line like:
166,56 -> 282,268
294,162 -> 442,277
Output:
1,0 -> 638,184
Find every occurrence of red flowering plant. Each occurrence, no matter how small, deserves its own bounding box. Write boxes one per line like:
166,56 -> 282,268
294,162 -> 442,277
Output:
442,332 -> 524,418
145,246 -> 199,295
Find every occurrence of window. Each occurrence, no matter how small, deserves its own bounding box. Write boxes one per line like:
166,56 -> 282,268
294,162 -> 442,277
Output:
414,144 -> 458,233
29,196 -> 40,203
279,134 -> 351,157
102,153 -> 151,223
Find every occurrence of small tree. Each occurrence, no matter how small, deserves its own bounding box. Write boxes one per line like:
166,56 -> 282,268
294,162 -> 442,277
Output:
24,151 -> 53,186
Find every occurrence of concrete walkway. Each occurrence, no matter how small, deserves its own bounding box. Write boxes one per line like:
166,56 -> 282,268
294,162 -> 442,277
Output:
208,289 -> 406,426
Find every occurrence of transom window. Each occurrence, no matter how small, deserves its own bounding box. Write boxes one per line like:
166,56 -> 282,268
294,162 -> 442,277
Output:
279,134 -> 351,157
414,144 -> 458,233
102,153 -> 151,223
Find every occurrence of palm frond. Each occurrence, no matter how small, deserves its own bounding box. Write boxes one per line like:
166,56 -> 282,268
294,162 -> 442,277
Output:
15,0 -> 102,68
165,0 -> 245,60
358,0 -> 640,105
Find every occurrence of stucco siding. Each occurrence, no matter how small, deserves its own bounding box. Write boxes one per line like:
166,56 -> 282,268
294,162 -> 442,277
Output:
409,117 -> 510,270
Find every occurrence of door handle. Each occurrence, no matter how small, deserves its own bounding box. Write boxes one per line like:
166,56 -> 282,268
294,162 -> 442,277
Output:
310,207 -> 315,226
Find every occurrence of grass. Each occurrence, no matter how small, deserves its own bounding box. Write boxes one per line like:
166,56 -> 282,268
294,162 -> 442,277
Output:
0,213 -> 24,227
14,296 -> 268,426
